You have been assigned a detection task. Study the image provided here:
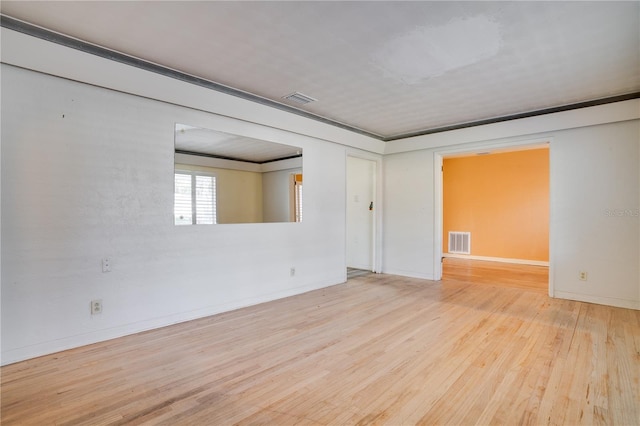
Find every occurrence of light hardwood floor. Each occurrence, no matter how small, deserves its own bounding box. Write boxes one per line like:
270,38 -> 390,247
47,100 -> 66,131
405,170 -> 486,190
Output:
2,261 -> 639,425
442,257 -> 549,293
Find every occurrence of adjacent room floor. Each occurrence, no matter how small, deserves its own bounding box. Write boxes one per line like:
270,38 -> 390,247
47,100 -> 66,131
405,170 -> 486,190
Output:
347,267 -> 372,280
2,262 -> 638,425
442,257 -> 549,293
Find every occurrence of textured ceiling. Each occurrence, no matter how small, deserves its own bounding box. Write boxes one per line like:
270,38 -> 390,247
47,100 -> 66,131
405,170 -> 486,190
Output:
2,1 -> 639,140
175,124 -> 302,164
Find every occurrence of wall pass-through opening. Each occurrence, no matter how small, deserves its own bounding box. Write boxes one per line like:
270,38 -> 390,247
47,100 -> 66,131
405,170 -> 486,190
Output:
436,142 -> 552,295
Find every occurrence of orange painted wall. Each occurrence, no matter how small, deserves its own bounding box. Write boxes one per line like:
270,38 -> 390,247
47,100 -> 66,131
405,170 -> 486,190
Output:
443,148 -> 549,261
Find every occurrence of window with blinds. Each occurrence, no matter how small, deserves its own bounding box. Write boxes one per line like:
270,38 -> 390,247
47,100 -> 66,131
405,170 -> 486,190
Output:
174,171 -> 216,225
295,179 -> 303,222
292,173 -> 303,222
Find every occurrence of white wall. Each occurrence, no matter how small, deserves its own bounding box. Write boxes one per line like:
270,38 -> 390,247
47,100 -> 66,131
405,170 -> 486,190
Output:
383,149 -> 437,279
263,168 -> 301,223
1,64 -> 348,364
550,122 -> 639,307
383,119 -> 640,309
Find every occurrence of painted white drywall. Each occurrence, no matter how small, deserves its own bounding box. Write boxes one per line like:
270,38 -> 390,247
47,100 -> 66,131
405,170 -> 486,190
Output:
550,122 -> 639,307
263,168 -> 301,223
0,64 -> 348,365
383,149 -> 437,279
383,120 -> 640,309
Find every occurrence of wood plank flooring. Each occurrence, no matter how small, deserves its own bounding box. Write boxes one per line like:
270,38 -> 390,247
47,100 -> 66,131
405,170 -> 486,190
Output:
442,257 -> 549,294
347,268 -> 373,280
2,262 -> 638,425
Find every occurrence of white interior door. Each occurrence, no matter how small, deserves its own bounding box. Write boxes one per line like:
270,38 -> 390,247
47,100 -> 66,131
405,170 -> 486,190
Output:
347,156 -> 376,270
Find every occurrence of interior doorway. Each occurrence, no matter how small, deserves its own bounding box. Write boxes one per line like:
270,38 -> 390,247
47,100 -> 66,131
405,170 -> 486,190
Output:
434,141 -> 552,295
346,156 -> 377,273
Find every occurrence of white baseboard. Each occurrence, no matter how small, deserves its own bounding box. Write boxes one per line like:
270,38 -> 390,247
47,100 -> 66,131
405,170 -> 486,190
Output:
381,268 -> 436,281
443,253 -> 549,267
554,291 -> 640,310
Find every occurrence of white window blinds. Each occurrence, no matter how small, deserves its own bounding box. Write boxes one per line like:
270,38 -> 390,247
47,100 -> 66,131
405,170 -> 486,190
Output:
295,180 -> 303,222
174,172 -> 216,225
294,173 -> 303,223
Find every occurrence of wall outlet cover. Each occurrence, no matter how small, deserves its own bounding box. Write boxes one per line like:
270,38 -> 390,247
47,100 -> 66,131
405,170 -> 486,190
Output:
91,299 -> 103,315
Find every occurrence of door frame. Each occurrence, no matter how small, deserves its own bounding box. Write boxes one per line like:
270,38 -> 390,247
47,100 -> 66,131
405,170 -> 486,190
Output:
346,151 -> 383,273
433,137 -> 554,297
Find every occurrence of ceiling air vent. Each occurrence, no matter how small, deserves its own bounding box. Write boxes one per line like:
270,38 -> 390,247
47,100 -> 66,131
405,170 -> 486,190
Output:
283,92 -> 317,105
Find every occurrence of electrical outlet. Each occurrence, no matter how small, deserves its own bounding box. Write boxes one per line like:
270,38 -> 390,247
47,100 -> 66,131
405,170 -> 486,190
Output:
579,271 -> 588,281
290,267 -> 296,277
102,258 -> 111,273
91,299 -> 102,315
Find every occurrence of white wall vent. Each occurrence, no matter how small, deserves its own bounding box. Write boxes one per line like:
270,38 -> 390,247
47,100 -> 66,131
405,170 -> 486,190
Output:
448,231 -> 471,254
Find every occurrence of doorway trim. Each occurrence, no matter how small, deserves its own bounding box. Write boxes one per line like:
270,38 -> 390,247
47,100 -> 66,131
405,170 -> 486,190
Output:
433,137 -> 554,297
346,150 -> 383,273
